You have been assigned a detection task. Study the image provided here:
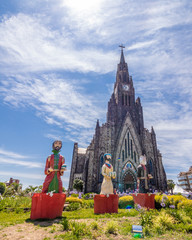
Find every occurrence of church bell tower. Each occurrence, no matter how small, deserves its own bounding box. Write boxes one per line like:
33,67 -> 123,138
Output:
108,46 -> 139,131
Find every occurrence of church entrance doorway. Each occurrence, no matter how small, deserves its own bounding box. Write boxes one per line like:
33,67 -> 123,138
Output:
123,171 -> 137,191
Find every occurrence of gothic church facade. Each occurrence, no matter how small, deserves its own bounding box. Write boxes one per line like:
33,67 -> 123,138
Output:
69,49 -> 167,193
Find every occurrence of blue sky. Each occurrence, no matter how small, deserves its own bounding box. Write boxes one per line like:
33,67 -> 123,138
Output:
0,0 -> 192,190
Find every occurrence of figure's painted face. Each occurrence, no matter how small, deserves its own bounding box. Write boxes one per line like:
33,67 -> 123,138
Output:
105,154 -> 111,161
53,141 -> 62,151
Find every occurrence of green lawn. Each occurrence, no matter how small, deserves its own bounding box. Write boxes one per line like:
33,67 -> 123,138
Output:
62,208 -> 138,219
0,208 -> 192,240
0,211 -> 30,229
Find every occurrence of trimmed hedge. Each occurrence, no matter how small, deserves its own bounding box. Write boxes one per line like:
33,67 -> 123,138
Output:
65,197 -> 83,204
65,197 -> 94,210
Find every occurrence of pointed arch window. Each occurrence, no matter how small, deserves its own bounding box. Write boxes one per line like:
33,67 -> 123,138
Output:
128,132 -> 130,156
131,139 -> 133,159
125,139 -> 127,158
148,159 -> 154,185
122,150 -> 125,162
129,96 -> 131,106
134,151 -> 136,163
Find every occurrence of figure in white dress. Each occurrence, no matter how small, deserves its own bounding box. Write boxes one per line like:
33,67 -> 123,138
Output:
100,153 -> 116,195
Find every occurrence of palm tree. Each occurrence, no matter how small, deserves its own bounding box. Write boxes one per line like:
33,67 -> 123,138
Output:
167,179 -> 175,194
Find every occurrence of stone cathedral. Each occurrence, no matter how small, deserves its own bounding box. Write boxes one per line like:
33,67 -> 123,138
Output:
69,48 -> 167,193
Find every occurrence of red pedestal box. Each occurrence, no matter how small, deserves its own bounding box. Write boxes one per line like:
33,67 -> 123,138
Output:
94,194 -> 119,214
30,193 -> 66,220
132,193 -> 155,209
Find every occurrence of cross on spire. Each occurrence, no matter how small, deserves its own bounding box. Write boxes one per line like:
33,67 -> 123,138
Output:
119,44 -> 125,50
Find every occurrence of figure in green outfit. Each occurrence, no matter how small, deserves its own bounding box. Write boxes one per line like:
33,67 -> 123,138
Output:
42,140 -> 66,193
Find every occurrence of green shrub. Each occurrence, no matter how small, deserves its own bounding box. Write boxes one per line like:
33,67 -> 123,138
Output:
70,193 -> 79,197
153,210 -> 175,234
0,182 -> 6,195
166,209 -> 192,224
82,193 -> 94,200
118,196 -> 134,209
140,209 -> 154,227
155,194 -> 187,209
65,203 -> 81,211
177,199 -> 192,210
70,221 -> 92,239
105,220 -> 118,235
143,225 -> 152,236
0,196 -> 31,211
119,220 -> 132,235
90,221 -> 99,230
82,199 -> 94,208
174,223 -> 192,233
73,179 -> 83,192
61,217 -> 69,231
65,197 -> 83,204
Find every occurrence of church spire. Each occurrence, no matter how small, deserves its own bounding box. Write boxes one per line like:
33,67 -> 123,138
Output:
119,44 -> 125,64
117,44 -> 128,73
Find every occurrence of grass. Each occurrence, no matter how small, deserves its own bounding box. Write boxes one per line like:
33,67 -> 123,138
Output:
105,220 -> 118,235
0,211 -> 30,229
1,207 -> 192,239
62,208 -> 139,219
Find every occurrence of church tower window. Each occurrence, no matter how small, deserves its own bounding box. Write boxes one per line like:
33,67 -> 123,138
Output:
134,151 -> 136,163
123,72 -> 126,82
122,94 -> 124,105
129,96 -> 131,106
125,95 -> 128,106
125,139 -> 127,158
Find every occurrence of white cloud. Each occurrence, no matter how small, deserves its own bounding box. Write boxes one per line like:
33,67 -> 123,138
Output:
0,157 -> 43,168
128,40 -> 156,51
0,147 -> 43,168
0,73 -> 105,145
0,148 -> 29,159
142,99 -> 192,178
0,13 -> 117,75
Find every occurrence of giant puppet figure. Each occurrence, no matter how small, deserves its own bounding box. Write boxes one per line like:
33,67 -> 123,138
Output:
137,151 -> 153,193
94,153 -> 118,214
100,153 -> 116,195
42,140 -> 66,193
